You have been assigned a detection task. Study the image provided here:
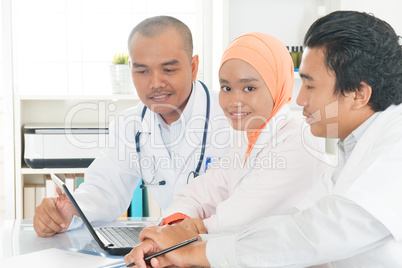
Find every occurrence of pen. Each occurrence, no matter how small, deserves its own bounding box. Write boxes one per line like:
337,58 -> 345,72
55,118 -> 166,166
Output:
126,237 -> 198,267
204,157 -> 211,172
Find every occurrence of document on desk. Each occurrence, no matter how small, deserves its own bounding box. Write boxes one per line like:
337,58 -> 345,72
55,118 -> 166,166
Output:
0,248 -> 126,268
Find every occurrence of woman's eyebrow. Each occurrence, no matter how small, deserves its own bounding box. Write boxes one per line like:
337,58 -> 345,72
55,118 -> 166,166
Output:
219,77 -> 259,84
219,78 -> 230,84
238,77 -> 259,83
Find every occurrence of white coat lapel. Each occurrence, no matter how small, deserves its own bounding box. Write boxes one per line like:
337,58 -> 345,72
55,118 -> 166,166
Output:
179,81 -> 207,170
334,104 -> 402,193
138,107 -> 173,184
241,106 -> 291,178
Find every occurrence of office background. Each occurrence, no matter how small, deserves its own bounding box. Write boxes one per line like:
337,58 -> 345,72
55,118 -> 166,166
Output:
0,0 -> 401,219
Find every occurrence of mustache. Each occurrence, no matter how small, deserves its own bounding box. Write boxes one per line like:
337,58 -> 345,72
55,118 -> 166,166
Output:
147,88 -> 174,97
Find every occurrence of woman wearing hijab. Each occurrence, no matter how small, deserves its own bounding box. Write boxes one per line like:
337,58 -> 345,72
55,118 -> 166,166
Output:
161,32 -> 327,234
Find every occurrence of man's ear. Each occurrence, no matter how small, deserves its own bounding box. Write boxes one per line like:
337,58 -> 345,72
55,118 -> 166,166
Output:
191,55 -> 199,81
352,81 -> 372,110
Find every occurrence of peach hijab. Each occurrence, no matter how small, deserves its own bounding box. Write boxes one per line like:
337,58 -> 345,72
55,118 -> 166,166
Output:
219,32 -> 294,162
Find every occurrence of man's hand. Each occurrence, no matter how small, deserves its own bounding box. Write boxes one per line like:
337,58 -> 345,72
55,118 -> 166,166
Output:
33,187 -> 77,237
124,224 -> 209,268
179,218 -> 207,234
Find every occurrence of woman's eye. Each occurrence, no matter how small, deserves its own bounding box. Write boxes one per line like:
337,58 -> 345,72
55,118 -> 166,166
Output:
244,86 -> 255,92
221,86 -> 231,92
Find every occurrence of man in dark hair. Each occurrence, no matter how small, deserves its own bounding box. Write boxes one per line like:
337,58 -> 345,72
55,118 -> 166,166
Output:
124,11 -> 402,268
304,11 -> 402,112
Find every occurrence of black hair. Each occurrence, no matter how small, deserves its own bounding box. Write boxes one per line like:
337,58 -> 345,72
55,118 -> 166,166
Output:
304,11 -> 402,111
127,15 -> 193,60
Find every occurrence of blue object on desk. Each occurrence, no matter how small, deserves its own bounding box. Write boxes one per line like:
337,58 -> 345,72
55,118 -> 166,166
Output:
130,180 -> 143,217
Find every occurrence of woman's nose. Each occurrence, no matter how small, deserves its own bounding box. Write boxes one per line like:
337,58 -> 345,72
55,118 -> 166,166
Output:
231,91 -> 244,107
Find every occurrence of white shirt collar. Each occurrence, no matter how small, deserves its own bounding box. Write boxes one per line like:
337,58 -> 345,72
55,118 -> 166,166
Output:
338,112 -> 379,162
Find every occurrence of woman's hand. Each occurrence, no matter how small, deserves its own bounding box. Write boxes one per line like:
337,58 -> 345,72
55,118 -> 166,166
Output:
179,217 -> 207,234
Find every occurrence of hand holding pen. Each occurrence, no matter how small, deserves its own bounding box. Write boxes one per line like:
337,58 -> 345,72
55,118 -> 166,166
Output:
126,237 -> 198,267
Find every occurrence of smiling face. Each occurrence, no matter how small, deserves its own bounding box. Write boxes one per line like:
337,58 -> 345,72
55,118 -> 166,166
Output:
219,59 -> 274,131
296,47 -> 359,139
129,28 -> 199,125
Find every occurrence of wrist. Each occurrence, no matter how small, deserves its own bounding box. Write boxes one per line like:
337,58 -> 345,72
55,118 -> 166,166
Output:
163,213 -> 190,225
186,241 -> 210,267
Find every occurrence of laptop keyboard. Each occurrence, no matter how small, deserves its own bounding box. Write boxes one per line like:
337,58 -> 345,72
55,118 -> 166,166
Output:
98,227 -> 143,247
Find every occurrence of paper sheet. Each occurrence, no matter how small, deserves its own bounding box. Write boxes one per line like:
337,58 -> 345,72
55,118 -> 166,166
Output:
0,248 -> 126,268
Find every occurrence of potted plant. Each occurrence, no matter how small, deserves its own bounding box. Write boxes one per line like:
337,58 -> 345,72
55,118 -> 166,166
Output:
109,52 -> 135,94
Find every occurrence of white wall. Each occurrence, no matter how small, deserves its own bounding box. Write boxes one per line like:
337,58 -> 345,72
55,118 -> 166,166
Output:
0,0 -> 6,219
1,0 -> 16,220
227,0 -> 325,47
227,0 -> 401,47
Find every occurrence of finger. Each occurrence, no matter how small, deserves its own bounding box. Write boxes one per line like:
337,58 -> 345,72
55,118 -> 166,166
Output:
33,213 -> 56,237
54,190 -> 70,205
41,198 -> 66,232
139,226 -> 160,242
150,255 -> 173,268
179,220 -> 189,228
196,221 -> 207,234
181,220 -> 200,234
125,241 -> 158,268
187,222 -> 198,234
56,187 -> 63,196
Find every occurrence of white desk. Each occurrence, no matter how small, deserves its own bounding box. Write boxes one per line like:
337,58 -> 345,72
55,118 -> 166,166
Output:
0,218 -> 160,260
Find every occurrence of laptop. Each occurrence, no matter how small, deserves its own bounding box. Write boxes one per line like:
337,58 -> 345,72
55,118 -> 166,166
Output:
50,173 -> 154,255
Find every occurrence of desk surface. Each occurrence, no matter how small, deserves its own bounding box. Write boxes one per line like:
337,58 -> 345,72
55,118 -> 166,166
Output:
0,217 -> 160,260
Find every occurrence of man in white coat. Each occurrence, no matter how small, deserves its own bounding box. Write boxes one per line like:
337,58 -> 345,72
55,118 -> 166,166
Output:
33,16 -> 231,237
124,11 -> 402,268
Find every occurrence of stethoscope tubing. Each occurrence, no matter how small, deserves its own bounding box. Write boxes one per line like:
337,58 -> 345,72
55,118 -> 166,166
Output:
135,81 -> 210,187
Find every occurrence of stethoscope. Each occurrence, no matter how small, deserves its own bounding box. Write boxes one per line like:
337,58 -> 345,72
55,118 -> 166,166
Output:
135,81 -> 210,189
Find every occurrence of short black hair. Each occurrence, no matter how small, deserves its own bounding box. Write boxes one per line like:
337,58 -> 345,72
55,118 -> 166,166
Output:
127,15 -> 193,60
304,11 -> 402,112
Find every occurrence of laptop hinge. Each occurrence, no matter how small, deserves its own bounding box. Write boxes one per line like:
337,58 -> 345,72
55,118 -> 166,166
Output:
96,230 -> 114,247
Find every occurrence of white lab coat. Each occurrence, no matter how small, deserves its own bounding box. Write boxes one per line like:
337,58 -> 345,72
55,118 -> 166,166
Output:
73,81 -> 232,223
164,105 -> 328,233
204,104 -> 402,267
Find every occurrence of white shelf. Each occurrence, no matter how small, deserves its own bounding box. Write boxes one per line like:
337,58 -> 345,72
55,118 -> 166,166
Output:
21,167 -> 87,175
17,94 -> 139,101
14,95 -> 140,219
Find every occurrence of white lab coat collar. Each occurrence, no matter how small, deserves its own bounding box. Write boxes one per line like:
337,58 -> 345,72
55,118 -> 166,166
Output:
175,81 -> 209,163
337,112 -> 379,163
241,105 -> 293,177
334,104 -> 402,240
246,105 -> 292,161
